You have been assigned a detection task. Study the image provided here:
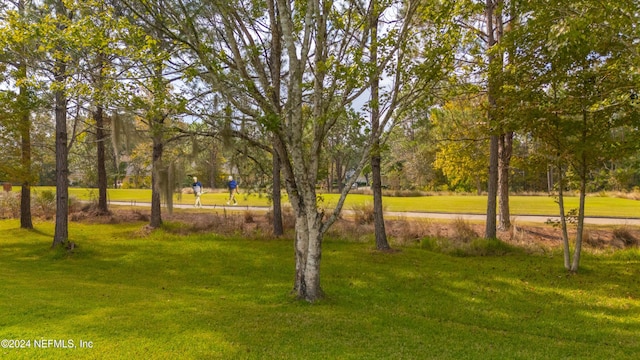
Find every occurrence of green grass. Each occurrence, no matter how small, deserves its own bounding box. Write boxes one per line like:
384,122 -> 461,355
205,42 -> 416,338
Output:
13,186 -> 640,218
25,186 -> 272,207
1,220 -> 640,359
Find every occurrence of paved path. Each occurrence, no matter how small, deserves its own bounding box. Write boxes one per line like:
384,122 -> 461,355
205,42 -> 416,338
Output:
107,201 -> 640,226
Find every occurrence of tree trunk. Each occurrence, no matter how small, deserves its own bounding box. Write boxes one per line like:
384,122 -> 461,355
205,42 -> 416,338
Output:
52,69 -> 68,247
571,174 -> 587,272
329,162 -> 334,192
18,56 -> 32,229
371,151 -> 389,250
570,114 -> 589,272
53,103 -> 69,247
484,0 -> 500,239
547,165 -> 554,193
369,3 -> 390,250
94,51 -> 109,214
150,136 -> 163,228
497,0 -> 517,231
557,164 -> 571,270
52,0 -> 68,248
266,0 -> 283,236
95,104 -> 109,214
336,156 -> 343,192
20,179 -> 32,229
209,145 -> 217,188
293,202 -> 324,301
498,131 -> 512,230
485,135 -> 499,239
272,149 -> 283,236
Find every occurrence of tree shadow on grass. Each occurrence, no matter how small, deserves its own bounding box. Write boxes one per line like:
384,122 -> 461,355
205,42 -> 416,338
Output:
2,222 -> 639,359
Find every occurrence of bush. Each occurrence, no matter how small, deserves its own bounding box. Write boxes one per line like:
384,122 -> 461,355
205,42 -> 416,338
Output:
68,196 -> 83,213
450,217 -> 478,243
244,210 -> 255,223
466,238 -> 517,256
0,192 -> 20,219
351,202 -> 375,225
386,218 -> 432,246
613,227 -> 638,247
421,235 -> 515,257
381,189 -> 426,197
33,189 -> 56,218
420,237 -> 442,252
265,204 -> 295,231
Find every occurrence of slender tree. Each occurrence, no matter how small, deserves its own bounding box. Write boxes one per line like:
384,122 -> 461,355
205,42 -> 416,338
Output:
508,0 -> 640,271
483,0 -> 502,238
123,0 -> 424,301
16,0 -> 33,228
51,0 -> 71,247
0,0 -> 38,229
368,0 -> 389,250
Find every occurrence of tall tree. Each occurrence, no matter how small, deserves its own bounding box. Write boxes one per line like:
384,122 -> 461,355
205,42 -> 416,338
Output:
454,0 -> 516,236
0,0 -> 38,229
483,0 -> 502,238
51,0 -> 71,248
93,53 -> 109,214
124,0 -> 423,301
368,0 -> 389,250
508,0 -> 640,271
115,0 -> 190,227
368,0 -> 460,250
16,0 -> 33,229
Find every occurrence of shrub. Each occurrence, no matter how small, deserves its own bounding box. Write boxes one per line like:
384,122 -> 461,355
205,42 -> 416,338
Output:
244,210 -> 255,223
613,227 -> 638,247
387,218 -> 431,246
381,189 -> 426,197
0,192 -> 20,219
583,229 -> 607,248
466,238 -> 517,256
450,217 -> 478,244
351,202 -> 375,225
68,196 -> 83,213
421,235 -> 515,257
33,189 -> 56,218
420,237 -> 442,252
265,204 -> 295,231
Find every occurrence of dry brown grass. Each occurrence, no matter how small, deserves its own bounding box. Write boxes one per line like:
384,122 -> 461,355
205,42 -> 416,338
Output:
4,199 -> 640,253
351,202 -> 375,225
0,192 -> 20,219
450,217 -> 479,243
612,226 -> 639,247
1,191 -> 85,220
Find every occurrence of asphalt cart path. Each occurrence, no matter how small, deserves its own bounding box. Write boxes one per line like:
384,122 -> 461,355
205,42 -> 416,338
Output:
106,201 -> 640,226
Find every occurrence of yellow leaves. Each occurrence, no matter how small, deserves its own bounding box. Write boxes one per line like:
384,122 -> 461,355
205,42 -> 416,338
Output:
146,37 -> 158,49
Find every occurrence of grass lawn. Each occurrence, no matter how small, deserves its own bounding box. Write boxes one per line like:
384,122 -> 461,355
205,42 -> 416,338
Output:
325,193 -> 640,217
1,219 -> 639,359
14,186 -> 640,218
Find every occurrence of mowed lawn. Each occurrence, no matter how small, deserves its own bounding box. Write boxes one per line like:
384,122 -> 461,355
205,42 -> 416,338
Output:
19,186 -> 640,218
1,220 -> 640,359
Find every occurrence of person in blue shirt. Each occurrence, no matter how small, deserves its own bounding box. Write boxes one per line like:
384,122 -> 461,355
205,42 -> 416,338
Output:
192,176 -> 203,208
227,175 -> 239,205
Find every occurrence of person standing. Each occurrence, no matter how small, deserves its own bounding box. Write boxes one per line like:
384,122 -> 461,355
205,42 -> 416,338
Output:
192,176 -> 203,208
227,175 -> 238,205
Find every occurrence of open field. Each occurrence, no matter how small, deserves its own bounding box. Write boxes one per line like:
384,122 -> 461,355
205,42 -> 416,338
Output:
12,186 -> 640,218
1,217 -> 640,359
